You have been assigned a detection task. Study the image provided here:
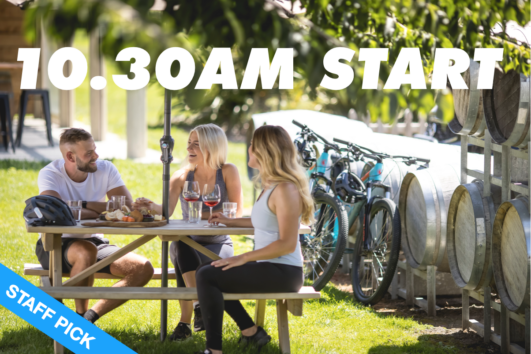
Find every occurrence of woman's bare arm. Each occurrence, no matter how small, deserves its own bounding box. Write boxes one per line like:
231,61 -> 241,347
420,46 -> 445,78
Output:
222,163 -> 244,217
212,183 -> 302,269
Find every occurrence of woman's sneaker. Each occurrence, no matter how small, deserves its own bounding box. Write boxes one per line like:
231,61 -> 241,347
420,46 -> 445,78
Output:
239,326 -> 271,351
169,322 -> 192,341
194,306 -> 205,332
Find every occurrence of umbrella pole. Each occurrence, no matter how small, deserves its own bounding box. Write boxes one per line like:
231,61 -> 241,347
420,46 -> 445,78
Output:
160,89 -> 174,341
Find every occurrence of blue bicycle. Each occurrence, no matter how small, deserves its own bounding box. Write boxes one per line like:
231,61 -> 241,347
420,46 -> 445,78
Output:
332,138 -> 430,304
293,120 -> 348,291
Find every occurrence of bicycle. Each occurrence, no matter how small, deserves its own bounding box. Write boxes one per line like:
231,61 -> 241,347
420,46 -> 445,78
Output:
332,138 -> 430,305
292,120 -> 348,291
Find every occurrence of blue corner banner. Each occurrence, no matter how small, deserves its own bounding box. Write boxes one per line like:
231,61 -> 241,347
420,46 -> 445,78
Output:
0,263 -> 136,354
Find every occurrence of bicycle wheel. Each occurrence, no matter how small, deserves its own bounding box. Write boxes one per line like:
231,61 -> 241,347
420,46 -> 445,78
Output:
351,198 -> 400,305
301,190 -> 348,291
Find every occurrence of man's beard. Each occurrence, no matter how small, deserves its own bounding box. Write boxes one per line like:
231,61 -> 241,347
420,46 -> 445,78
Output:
76,158 -> 98,173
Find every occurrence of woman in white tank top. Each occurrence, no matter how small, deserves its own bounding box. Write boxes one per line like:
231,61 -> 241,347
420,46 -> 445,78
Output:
194,125 -> 314,354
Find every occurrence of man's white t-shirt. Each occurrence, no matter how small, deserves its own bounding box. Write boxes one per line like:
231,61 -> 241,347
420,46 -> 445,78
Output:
38,159 -> 125,239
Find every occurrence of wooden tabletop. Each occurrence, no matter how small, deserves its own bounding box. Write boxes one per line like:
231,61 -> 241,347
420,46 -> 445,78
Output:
0,62 -> 24,70
26,219 -> 312,236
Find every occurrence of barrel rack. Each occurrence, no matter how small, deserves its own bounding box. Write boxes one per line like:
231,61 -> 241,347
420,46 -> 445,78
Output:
461,130 -> 530,354
390,261 -> 440,316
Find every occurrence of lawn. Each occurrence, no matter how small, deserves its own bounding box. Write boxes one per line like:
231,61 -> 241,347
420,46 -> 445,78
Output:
0,159 -> 463,354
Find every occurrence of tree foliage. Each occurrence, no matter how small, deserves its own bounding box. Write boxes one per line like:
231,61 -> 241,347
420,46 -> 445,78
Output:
26,0 -> 530,130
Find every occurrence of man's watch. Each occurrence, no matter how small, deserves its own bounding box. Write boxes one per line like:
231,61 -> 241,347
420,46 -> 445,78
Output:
82,201 -> 87,209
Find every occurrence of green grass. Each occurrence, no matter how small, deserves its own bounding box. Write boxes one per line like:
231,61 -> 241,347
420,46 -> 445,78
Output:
0,160 -> 463,354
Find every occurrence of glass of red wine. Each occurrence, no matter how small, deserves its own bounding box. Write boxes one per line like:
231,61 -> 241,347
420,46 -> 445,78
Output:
183,181 -> 200,222
203,184 -> 221,227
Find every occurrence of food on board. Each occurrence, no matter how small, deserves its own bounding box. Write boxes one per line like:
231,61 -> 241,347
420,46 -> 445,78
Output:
130,210 -> 144,222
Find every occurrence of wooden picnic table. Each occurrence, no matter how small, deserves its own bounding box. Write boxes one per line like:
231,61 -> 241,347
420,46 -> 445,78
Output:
26,219 -> 312,352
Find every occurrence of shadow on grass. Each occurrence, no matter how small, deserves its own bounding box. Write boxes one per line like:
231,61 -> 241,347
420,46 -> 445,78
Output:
0,160 -> 50,171
0,327 -> 54,354
367,334 -> 466,354
0,327 -> 283,354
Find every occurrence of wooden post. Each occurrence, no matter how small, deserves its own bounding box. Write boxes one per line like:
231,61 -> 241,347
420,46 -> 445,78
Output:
406,263 -> 414,306
50,234 -> 63,354
89,27 -> 107,141
483,130 -> 492,197
390,268 -> 398,300
461,135 -> 468,183
276,300 -> 291,354
501,146 -> 511,201
404,109 -> 413,137
462,289 -> 470,331
254,299 -> 266,327
126,88 -> 147,159
500,145 -> 511,354
418,114 -> 427,135
525,308 -> 530,354
59,41 -> 74,128
39,21 -> 59,123
427,265 -> 436,317
484,286 -> 492,344
376,118 -> 384,133
501,304 -> 511,354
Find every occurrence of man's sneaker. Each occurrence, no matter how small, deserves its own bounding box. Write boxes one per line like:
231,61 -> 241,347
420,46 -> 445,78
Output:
193,306 -> 205,332
169,322 -> 192,341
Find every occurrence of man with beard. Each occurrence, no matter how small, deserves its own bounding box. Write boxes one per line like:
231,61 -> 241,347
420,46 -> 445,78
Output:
35,128 -> 154,323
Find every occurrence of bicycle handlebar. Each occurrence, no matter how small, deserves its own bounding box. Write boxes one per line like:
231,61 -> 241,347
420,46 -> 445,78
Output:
333,137 -> 351,146
333,138 -> 430,165
363,154 -> 382,161
333,137 -> 380,155
391,155 -> 431,164
292,120 -> 305,129
292,120 -> 336,149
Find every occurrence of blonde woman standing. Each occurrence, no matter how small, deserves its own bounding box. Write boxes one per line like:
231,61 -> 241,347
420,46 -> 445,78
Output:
195,125 -> 314,354
134,124 -> 243,341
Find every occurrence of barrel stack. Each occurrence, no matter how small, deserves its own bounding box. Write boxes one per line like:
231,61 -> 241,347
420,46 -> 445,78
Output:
449,59 -> 486,137
399,164 -> 461,272
447,180 -> 501,291
491,195 -> 531,314
483,68 -> 530,148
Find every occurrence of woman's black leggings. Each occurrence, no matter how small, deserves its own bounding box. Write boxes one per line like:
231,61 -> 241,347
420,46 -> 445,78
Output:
170,240 -> 233,287
196,261 -> 303,350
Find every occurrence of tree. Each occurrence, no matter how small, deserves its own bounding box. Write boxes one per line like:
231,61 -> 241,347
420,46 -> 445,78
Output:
26,0 -> 530,131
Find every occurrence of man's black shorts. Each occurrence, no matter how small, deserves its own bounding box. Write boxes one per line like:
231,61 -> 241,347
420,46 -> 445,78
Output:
35,237 -> 120,274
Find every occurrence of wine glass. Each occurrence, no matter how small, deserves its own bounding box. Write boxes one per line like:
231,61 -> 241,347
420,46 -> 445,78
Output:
183,181 -> 201,223
183,181 -> 201,202
203,184 -> 221,227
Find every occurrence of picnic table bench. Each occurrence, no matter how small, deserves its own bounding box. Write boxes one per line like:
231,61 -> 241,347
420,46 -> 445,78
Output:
25,219 -> 317,354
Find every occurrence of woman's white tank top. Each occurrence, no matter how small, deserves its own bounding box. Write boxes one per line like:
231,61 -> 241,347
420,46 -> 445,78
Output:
250,185 -> 304,267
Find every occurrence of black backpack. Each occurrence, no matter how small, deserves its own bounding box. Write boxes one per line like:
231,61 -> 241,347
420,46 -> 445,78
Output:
23,195 -> 77,227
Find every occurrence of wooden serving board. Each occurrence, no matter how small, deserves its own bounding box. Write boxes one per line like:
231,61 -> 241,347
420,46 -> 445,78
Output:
81,220 -> 167,228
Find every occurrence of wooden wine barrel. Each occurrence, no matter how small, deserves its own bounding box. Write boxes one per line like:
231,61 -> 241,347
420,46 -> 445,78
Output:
492,195 -> 530,313
399,165 -> 461,272
483,69 -> 530,148
449,60 -> 486,137
447,180 -> 501,291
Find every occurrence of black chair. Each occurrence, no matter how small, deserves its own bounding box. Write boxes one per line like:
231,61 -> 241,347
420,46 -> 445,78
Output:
15,89 -> 54,148
0,92 -> 15,152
